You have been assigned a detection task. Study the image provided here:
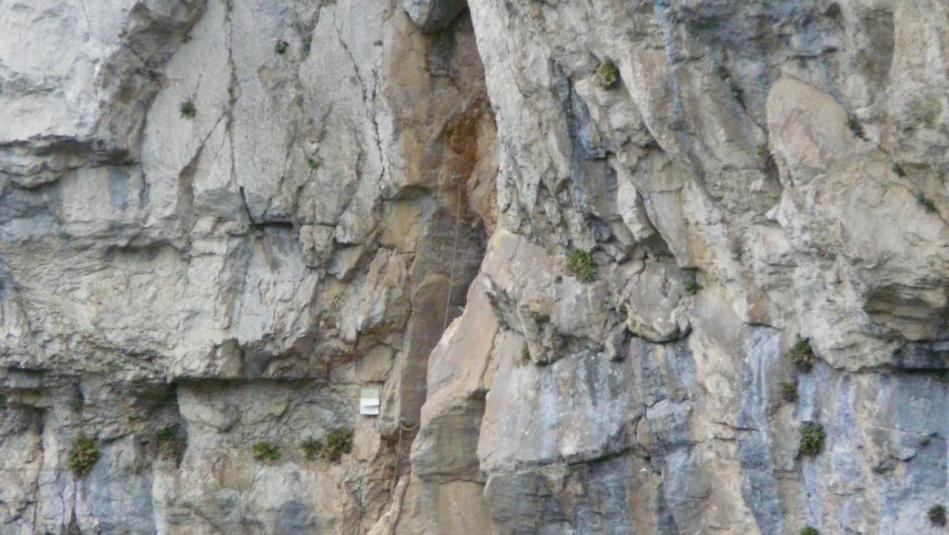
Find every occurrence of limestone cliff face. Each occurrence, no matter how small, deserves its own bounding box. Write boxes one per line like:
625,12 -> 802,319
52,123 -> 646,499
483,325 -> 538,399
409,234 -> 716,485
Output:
0,0 -> 945,534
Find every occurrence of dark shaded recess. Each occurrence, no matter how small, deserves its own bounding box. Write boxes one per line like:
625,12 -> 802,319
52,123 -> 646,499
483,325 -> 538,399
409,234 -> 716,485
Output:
414,0 -> 469,34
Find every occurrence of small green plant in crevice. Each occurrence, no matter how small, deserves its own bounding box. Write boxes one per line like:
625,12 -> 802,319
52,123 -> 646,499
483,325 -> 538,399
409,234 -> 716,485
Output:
301,428 -> 353,462
713,63 -> 744,107
302,37 -> 312,55
596,60 -> 620,90
929,504 -> 947,527
275,40 -> 290,55
917,193 -> 937,213
306,158 -> 319,171
322,428 -> 353,462
787,338 -> 816,372
846,114 -> 865,139
781,382 -> 798,403
300,438 -> 323,461
70,389 -> 86,413
686,16 -> 719,34
799,527 -> 820,535
566,249 -> 598,283
155,425 -> 187,461
68,433 -> 101,478
252,441 -> 281,462
729,80 -> 745,107
756,143 -> 772,165
180,99 -> 196,119
683,271 -> 701,295
799,422 -> 826,457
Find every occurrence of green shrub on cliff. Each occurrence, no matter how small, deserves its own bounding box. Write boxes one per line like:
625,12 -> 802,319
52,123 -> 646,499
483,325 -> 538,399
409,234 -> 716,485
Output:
781,382 -> 798,403
155,425 -> 187,461
684,271 -> 701,295
324,429 -> 353,461
929,504 -> 946,527
567,250 -> 597,283
301,429 -> 353,462
799,422 -> 826,457
180,100 -> 196,119
917,193 -> 936,213
68,434 -> 100,478
252,441 -> 280,462
788,339 -> 816,371
597,61 -> 620,89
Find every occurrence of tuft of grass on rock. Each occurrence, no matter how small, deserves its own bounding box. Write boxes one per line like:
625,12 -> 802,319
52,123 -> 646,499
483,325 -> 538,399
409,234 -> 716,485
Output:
252,441 -> 280,462
275,40 -> 290,55
686,17 -> 719,33
713,64 -> 744,107
566,249 -> 598,283
301,438 -> 323,460
756,143 -> 771,165
596,60 -> 620,90
155,425 -> 187,461
684,271 -> 701,295
929,504 -> 946,527
307,158 -> 319,171
799,528 -> 820,535
180,99 -> 196,119
799,422 -> 826,457
729,80 -> 745,106
68,433 -> 100,478
917,193 -> 937,213
788,338 -> 816,372
781,382 -> 798,403
301,428 -> 353,462
322,429 -> 353,462
846,114 -> 865,139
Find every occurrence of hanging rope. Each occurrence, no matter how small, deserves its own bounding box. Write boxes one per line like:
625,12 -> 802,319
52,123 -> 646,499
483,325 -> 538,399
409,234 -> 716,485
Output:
385,174 -> 464,519
442,174 -> 464,331
391,418 -> 421,495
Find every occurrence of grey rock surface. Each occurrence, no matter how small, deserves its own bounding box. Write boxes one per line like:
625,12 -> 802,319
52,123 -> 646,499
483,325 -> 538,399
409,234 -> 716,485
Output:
1,0 -> 946,533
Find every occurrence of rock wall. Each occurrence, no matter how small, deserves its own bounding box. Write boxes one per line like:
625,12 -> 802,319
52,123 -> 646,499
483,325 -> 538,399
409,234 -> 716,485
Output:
0,0 -> 945,534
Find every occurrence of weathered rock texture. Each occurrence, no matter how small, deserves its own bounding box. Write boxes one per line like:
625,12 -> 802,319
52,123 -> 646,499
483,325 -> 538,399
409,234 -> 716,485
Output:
0,0 -> 946,533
